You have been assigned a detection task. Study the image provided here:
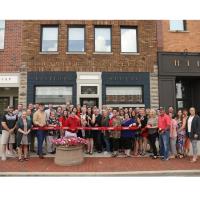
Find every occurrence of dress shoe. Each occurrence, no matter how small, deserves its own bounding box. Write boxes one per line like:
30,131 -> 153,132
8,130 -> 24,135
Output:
39,155 -> 44,159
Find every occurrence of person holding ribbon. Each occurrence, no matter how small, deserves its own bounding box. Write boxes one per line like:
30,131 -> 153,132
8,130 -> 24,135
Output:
65,111 -> 80,138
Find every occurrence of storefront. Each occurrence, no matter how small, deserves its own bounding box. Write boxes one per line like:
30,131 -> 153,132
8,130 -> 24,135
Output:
0,73 -> 19,113
158,52 -> 200,111
27,72 -> 77,106
102,72 -> 150,108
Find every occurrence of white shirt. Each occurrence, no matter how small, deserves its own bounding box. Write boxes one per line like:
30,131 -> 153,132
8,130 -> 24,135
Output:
187,116 -> 194,132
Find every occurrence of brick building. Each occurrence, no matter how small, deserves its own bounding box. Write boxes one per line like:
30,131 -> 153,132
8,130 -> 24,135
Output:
0,20 -> 22,115
157,20 -> 200,111
19,20 -> 158,109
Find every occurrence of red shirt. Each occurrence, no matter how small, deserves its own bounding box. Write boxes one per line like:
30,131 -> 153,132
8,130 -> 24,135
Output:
158,114 -> 171,131
65,116 -> 80,132
59,116 -> 68,127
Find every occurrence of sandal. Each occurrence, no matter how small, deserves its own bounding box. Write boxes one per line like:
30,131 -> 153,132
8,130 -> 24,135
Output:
18,158 -> 23,162
24,158 -> 29,161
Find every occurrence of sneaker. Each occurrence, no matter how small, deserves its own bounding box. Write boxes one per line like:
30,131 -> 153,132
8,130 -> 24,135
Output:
50,151 -> 56,154
161,157 -> 169,161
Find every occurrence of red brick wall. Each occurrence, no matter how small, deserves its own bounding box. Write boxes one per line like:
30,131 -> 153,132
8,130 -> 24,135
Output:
0,20 -> 22,72
158,20 -> 200,52
21,20 -> 157,72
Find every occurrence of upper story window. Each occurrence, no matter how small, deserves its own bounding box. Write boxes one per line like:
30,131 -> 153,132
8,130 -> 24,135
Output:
95,26 -> 111,52
0,20 -> 5,49
121,27 -> 138,53
169,20 -> 186,31
41,26 -> 58,52
68,26 -> 85,52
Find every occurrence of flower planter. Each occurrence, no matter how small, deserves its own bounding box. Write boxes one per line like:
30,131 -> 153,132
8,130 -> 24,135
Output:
54,145 -> 84,166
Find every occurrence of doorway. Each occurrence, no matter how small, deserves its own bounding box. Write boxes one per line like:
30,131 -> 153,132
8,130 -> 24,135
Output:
176,77 -> 200,112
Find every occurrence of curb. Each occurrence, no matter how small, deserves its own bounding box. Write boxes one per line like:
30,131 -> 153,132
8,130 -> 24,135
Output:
1,170 -> 200,176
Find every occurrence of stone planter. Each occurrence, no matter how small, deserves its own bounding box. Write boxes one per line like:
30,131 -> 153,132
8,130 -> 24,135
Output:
54,145 -> 84,166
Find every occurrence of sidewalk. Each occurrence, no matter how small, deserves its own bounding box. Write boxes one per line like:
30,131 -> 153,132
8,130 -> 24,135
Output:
1,154 -> 200,176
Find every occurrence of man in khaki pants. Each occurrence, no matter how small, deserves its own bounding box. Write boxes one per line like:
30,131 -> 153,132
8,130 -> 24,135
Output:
1,106 -> 18,161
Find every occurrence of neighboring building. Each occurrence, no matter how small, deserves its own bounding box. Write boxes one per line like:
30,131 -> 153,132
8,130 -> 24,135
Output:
0,20 -> 22,114
20,20 -> 158,109
157,20 -> 200,111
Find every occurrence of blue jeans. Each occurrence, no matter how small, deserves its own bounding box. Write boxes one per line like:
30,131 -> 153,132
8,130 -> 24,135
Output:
159,131 -> 170,159
103,135 -> 110,152
36,130 -> 46,156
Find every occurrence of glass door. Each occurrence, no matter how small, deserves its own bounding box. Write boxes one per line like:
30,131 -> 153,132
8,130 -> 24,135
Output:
80,98 -> 99,107
176,79 -> 192,109
0,97 -> 10,133
13,97 -> 18,109
0,97 -> 10,116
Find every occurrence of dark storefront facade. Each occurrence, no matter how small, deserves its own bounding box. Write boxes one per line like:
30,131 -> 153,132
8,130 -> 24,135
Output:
158,52 -> 200,112
102,72 -> 150,108
27,71 -> 151,109
27,72 -> 77,106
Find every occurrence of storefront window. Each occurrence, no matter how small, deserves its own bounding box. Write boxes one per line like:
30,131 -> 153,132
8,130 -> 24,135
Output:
0,20 -> 5,49
106,86 -> 143,104
121,27 -> 137,53
41,26 -> 58,52
95,27 -> 111,52
35,86 -> 72,104
68,27 -> 85,52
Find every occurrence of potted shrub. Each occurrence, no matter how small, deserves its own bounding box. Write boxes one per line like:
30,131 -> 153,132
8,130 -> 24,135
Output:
52,137 -> 87,166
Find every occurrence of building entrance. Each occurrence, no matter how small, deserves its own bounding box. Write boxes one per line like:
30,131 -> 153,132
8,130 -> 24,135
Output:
176,77 -> 200,112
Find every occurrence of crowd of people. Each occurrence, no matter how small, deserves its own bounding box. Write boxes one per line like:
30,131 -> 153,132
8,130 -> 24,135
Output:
1,102 -> 200,163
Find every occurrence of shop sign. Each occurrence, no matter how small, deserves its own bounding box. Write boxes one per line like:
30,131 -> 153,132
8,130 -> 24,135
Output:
0,76 -> 18,84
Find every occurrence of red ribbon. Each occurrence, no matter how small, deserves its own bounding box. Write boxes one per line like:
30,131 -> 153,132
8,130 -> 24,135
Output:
32,126 -> 139,131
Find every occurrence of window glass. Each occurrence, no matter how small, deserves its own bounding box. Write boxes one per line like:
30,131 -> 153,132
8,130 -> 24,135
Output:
95,27 -> 111,52
170,20 -> 185,31
68,27 -> 85,52
121,28 -> 137,53
0,20 -> 5,49
41,27 -> 58,51
35,86 -> 72,104
106,86 -> 143,104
